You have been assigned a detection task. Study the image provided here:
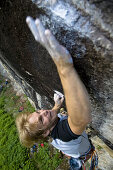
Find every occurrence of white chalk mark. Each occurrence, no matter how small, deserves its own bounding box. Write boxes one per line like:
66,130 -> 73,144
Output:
25,71 -> 32,76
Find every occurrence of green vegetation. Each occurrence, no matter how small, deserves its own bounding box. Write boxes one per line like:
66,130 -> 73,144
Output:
34,143 -> 62,170
97,145 -> 103,151
0,76 -> 62,170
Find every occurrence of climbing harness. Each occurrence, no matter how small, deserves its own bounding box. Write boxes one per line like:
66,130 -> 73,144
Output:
80,145 -> 98,170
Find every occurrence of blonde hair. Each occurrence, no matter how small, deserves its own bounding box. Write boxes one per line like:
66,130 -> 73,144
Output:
16,112 -> 45,148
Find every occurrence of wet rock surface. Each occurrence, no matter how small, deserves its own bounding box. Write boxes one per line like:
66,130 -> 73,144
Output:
0,0 -> 113,148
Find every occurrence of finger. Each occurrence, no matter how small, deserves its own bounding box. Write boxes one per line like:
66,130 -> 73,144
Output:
54,90 -> 64,98
26,16 -> 41,42
61,96 -> 64,103
49,0 -> 58,6
54,93 -> 58,101
45,29 -> 59,50
35,19 -> 48,45
56,94 -> 60,101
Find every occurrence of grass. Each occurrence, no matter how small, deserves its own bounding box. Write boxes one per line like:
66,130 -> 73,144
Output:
0,75 -> 62,170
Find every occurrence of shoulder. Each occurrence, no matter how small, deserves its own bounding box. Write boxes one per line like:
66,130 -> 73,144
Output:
51,116 -> 80,142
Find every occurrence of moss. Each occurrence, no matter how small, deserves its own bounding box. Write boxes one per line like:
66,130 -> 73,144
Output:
23,100 -> 35,113
97,145 -> 103,151
0,75 -> 63,169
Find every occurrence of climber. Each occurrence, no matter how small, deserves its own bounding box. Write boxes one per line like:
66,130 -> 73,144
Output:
16,16 -> 98,170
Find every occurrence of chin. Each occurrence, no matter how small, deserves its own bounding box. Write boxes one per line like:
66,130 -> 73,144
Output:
51,110 -> 57,118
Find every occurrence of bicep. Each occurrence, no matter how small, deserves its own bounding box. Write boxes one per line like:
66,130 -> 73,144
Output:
68,116 -> 87,135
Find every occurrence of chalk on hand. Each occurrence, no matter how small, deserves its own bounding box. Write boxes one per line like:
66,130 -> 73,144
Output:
54,90 -> 64,98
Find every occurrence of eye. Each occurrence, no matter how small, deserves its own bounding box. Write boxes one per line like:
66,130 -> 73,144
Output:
40,116 -> 43,124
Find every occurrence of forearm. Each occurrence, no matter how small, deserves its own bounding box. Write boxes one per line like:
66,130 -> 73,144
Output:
57,65 -> 91,126
52,104 -> 60,113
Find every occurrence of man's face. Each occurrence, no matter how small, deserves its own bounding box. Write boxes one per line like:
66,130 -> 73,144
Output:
28,110 -> 58,132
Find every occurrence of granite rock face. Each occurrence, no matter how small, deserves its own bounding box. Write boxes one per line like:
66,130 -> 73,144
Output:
0,0 -> 113,145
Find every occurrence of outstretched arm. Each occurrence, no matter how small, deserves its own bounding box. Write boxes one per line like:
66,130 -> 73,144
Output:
26,17 -> 91,135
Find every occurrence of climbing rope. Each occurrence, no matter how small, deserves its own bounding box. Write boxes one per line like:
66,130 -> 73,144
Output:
90,149 -> 98,170
80,146 -> 98,170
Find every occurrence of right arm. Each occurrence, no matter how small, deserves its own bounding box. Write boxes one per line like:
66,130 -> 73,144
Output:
26,17 -> 91,135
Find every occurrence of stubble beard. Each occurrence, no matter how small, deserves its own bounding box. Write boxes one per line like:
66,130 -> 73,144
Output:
46,115 -> 58,133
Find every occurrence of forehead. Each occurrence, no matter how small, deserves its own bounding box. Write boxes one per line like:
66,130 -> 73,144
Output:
28,112 -> 39,124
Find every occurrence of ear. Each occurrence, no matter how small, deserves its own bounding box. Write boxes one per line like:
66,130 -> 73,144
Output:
42,130 -> 50,137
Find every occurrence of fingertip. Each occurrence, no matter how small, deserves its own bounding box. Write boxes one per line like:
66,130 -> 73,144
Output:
35,36 -> 38,41
45,29 -> 51,36
35,18 -> 40,25
61,97 -> 64,102
26,16 -> 32,24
